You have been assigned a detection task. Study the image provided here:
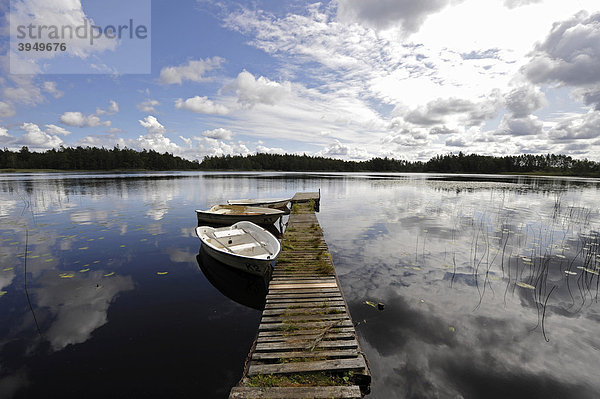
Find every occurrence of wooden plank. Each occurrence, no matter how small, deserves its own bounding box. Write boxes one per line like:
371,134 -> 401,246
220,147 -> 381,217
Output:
259,320 -> 354,331
261,313 -> 349,323
264,301 -> 345,309
248,357 -> 366,375
270,279 -> 336,284
262,306 -> 346,316
257,332 -> 356,343
271,276 -> 336,281
251,349 -> 360,361
268,290 -> 340,296
229,385 -> 361,399
267,292 -> 342,299
258,327 -> 356,338
254,339 -> 358,351
269,283 -> 339,290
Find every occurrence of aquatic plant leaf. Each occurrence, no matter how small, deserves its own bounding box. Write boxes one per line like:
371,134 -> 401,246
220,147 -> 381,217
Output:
364,301 -> 377,308
120,245 -> 126,248
564,271 -> 577,275
449,326 -> 456,332
45,258 -> 54,262
157,271 -> 168,275
2,267 -> 14,271
0,291 -> 7,296
59,273 -> 75,278
578,267 -> 599,276
516,282 -> 535,289
556,254 -> 566,259
79,268 -> 90,273
104,272 -> 115,277
78,247 -> 89,250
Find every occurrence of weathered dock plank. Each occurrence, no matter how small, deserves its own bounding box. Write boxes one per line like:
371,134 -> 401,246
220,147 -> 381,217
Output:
248,357 -> 367,376
229,195 -> 370,399
229,386 -> 362,399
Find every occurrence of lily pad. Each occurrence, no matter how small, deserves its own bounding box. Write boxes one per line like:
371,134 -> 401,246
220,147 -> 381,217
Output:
516,282 -> 535,289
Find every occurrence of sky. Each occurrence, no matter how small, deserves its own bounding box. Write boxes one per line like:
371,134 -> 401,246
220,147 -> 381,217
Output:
1,0 -> 600,162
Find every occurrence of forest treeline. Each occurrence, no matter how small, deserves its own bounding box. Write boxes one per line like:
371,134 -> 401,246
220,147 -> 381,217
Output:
1,146 -> 599,176
0,146 -> 201,170
201,152 -> 600,176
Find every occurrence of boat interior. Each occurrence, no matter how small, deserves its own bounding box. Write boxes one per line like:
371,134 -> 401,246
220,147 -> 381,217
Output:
204,228 -> 273,257
207,205 -> 277,216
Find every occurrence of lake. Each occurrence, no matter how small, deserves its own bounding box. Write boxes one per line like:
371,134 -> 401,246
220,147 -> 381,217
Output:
0,172 -> 599,398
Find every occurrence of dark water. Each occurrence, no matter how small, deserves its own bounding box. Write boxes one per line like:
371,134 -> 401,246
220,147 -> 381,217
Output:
0,172 -> 599,398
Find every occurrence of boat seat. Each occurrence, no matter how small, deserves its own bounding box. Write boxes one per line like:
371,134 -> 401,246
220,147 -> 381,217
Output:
214,229 -> 246,239
229,242 -> 262,252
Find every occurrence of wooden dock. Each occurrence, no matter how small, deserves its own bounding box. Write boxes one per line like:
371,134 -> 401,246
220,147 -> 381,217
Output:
229,193 -> 371,399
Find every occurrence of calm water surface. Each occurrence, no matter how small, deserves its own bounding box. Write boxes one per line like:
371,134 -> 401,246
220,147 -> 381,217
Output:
0,172 -> 599,398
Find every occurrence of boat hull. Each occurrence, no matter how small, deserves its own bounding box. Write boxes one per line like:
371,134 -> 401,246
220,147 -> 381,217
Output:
227,198 -> 290,209
196,211 -> 282,225
201,243 -> 273,276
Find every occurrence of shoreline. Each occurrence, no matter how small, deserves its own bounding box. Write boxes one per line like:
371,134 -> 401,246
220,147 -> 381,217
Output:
0,168 -> 598,178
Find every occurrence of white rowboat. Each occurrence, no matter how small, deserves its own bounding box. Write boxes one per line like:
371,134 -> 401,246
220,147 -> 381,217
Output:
195,221 -> 281,276
227,198 -> 291,209
196,205 -> 285,225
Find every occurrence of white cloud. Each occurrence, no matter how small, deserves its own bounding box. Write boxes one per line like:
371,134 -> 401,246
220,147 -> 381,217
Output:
317,140 -> 371,160
159,57 -> 224,84
504,85 -> 547,118
202,128 -> 233,140
503,0 -> 542,9
18,122 -> 64,150
445,136 -> 468,147
43,81 -> 64,98
0,127 -> 9,137
234,71 -> 291,108
76,134 -> 127,149
548,110 -> 600,141
59,100 -> 116,127
44,124 -> 71,136
60,111 -> 111,127
138,115 -> 166,135
2,76 -> 43,105
137,99 -> 160,113
135,115 -> 180,153
0,101 -> 16,118
175,96 -> 229,115
403,96 -> 501,128
524,12 -> 600,87
496,115 -> 544,136
336,0 -> 455,34
255,144 -> 287,154
96,100 -> 119,115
